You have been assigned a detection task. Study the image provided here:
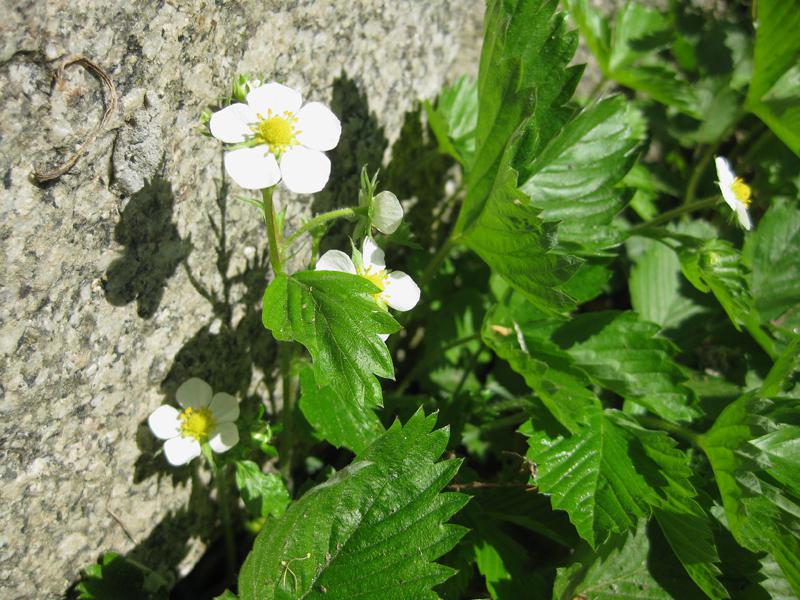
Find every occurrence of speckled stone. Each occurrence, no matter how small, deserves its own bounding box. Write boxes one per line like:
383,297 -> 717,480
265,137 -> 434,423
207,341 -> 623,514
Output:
0,1 -> 481,597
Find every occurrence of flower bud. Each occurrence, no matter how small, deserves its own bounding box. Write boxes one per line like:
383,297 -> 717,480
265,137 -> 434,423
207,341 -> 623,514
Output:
371,191 -> 403,234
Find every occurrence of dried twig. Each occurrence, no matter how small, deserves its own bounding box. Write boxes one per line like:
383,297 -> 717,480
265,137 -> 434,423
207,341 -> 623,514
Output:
106,508 -> 137,545
447,481 -> 537,492
32,55 -> 118,182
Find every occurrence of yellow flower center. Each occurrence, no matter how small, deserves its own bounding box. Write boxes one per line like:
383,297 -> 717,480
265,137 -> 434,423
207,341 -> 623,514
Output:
731,177 -> 752,207
179,406 -> 215,441
252,109 -> 300,156
358,266 -> 388,303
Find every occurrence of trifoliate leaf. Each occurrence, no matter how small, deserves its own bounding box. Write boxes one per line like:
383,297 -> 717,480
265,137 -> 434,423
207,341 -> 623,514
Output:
552,520 -> 707,600
554,311 -> 700,421
482,303 -> 600,433
744,199 -> 800,323
529,410 -> 658,548
237,410 -> 468,600
699,395 -> 800,595
679,238 -> 753,331
298,364 -> 385,453
519,95 -> 644,250
629,240 -> 706,330
746,0 -> 800,156
453,0 -> 582,316
612,414 -> 728,599
262,271 -> 399,409
425,75 -> 478,166
234,460 -> 290,519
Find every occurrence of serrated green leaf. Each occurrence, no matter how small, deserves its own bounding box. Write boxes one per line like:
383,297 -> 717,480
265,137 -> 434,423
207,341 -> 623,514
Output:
751,423 -> 800,498
482,304 -> 600,433
298,364 -> 385,453
746,0 -> 800,155
563,0 -> 611,71
744,199 -> 800,323
615,64 -> 701,117
519,95 -> 644,250
529,410 -> 657,548
629,240 -> 705,329
234,460 -> 290,519
555,311 -> 700,421
262,271 -> 399,409
679,238 -> 753,331
459,160 -> 580,316
761,335 -> 800,397
237,411 -> 468,600
607,1 -> 672,73
454,0 -> 582,315
552,521 -> 707,600
699,396 -> 800,595
612,414 -> 728,599
425,75 -> 478,166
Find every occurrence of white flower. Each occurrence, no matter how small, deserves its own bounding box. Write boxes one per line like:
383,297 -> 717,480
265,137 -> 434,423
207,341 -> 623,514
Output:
210,82 -> 341,193
148,378 -> 240,466
371,191 -> 404,234
316,237 -> 420,338
714,156 -> 752,231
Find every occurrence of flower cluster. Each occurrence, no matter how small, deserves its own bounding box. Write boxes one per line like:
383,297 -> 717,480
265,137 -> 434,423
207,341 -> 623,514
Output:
210,82 -> 341,193
148,378 -> 239,466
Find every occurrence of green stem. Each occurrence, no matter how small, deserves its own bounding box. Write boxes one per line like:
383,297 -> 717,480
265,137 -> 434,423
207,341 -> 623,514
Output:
261,187 -> 283,274
637,415 -> 700,446
419,235 -> 458,288
203,447 -> 236,585
452,341 -> 485,400
279,342 -> 299,493
627,197 -> 719,235
684,142 -> 720,207
285,206 -> 367,248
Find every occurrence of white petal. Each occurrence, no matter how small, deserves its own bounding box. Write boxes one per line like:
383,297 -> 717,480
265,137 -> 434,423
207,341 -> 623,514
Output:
209,422 -> 239,453
209,392 -> 239,423
295,102 -> 342,151
361,236 -> 386,271
714,156 -> 735,188
209,103 -> 257,143
246,82 -> 302,117
382,271 -> 420,311
372,191 -> 403,234
224,147 -> 281,190
148,405 -> 181,440
316,249 -> 356,274
176,377 -> 213,410
163,436 -> 201,466
379,333 -> 390,342
735,205 -> 752,231
279,147 -> 331,194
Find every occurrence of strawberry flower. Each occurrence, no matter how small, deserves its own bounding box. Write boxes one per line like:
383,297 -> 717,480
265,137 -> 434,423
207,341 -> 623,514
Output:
210,82 -> 341,193
148,378 -> 240,466
714,156 -> 753,231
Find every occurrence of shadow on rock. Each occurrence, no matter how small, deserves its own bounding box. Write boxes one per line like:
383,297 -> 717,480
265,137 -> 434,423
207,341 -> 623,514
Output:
104,172 -> 192,318
312,72 -> 388,253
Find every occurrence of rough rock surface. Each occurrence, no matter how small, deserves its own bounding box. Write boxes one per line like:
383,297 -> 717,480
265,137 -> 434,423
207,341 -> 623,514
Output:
0,1 -> 482,597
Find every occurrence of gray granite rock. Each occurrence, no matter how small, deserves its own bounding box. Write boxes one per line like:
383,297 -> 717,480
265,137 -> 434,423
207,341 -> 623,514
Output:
0,1 -> 482,597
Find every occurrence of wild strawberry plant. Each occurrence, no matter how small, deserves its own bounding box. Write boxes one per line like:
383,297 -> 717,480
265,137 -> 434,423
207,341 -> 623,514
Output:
77,0 -> 800,598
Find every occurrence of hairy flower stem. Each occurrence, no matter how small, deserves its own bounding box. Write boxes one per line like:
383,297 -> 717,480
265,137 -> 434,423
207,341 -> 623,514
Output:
261,187 -> 283,274
285,206 -> 368,248
627,196 -> 719,235
203,446 -> 236,585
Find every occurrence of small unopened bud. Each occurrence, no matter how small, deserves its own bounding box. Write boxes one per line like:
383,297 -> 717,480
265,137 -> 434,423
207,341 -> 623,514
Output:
371,191 -> 403,234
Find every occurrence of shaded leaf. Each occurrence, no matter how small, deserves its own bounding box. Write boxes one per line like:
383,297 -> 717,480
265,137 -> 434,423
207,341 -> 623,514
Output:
298,364 -> 385,453
425,75 -> 478,166
234,460 -> 290,519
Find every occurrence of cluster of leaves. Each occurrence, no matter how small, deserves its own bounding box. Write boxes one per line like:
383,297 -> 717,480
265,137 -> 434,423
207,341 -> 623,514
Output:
77,0 -> 799,598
